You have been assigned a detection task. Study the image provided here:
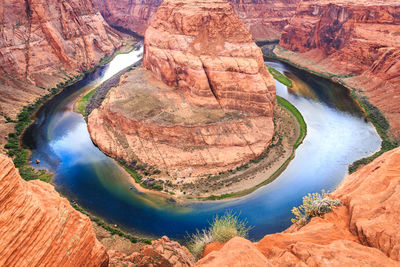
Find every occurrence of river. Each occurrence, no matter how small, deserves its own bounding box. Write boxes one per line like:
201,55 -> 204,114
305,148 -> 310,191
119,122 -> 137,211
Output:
23,48 -> 381,241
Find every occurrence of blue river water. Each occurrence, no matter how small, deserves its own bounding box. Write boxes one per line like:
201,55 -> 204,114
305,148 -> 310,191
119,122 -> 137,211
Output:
23,48 -> 381,241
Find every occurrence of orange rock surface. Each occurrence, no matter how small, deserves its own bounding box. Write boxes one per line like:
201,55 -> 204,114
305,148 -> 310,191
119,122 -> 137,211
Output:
196,147 -> 400,266
0,153 -> 109,266
143,0 -> 275,116
278,0 -> 400,139
89,0 -> 275,177
95,0 -> 300,41
109,236 -> 194,267
0,0 -> 124,147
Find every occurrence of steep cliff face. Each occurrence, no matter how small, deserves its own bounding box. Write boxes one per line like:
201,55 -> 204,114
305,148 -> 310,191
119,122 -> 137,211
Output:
196,147 -> 400,266
143,0 -> 275,116
95,0 -> 301,41
0,154 -> 109,266
278,0 -> 400,139
231,0 -> 301,41
0,0 -> 124,146
88,0 -> 275,178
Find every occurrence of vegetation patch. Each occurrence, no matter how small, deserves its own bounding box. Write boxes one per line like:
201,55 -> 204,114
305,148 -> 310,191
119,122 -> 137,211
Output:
348,91 -> 399,173
267,66 -> 293,88
291,190 -> 342,227
186,211 -> 251,259
276,96 -> 307,149
3,75 -> 84,182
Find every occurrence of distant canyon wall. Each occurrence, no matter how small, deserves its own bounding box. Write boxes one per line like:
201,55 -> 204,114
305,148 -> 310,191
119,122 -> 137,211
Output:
0,0 -> 124,147
278,0 -> 400,139
95,0 -> 301,41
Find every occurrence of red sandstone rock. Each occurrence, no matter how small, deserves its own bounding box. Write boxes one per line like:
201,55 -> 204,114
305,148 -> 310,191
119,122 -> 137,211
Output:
109,236 -> 195,267
195,237 -> 273,267
0,0 -> 124,147
0,153 -> 109,266
143,0 -> 276,116
95,0 -> 300,41
197,147 -> 400,266
279,0 -> 400,139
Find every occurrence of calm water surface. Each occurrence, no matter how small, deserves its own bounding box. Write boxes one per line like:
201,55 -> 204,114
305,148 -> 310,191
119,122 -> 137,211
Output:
24,49 -> 381,241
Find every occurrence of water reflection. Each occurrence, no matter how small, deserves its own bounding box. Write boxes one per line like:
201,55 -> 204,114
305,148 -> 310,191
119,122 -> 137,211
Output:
24,50 -> 381,241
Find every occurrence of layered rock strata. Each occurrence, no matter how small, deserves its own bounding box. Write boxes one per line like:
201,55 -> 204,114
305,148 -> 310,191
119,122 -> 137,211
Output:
196,146 -> 400,266
278,0 -> 400,139
89,0 -> 275,177
0,0 -> 124,146
95,0 -> 301,41
0,153 -> 109,266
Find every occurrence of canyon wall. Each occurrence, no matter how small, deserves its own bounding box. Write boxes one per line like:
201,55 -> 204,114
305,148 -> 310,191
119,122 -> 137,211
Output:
0,0 -> 125,147
0,153 -> 109,266
196,146 -> 400,266
88,0 -> 276,178
95,0 -> 301,41
277,0 -> 400,139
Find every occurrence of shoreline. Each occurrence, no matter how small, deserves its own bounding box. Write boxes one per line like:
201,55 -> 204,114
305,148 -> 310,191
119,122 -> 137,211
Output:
262,44 -> 399,173
98,94 -> 307,202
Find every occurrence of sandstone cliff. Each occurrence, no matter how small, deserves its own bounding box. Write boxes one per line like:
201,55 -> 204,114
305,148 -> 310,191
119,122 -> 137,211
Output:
0,0 -> 124,146
95,0 -> 300,41
88,0 -> 276,178
277,0 -> 400,139
196,146 -> 400,266
0,153 -> 109,266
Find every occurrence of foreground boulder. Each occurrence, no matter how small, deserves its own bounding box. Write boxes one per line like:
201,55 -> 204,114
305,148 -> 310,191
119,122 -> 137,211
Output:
196,147 -> 400,266
0,154 -> 108,266
109,236 -> 194,267
88,0 -> 275,178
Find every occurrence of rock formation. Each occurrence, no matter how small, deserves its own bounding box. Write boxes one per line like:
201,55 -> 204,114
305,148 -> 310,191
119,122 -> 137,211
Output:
0,0 -> 124,147
109,236 -> 194,267
196,146 -> 400,266
0,153 -> 109,266
88,0 -> 275,177
278,0 -> 400,139
95,0 -> 301,41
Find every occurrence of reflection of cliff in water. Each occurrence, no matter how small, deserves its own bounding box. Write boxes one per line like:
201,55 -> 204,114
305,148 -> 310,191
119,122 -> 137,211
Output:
268,59 -> 364,117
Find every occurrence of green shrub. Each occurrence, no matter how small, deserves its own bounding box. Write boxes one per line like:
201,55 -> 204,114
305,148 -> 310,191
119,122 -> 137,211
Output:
187,211 -> 251,259
291,190 -> 341,227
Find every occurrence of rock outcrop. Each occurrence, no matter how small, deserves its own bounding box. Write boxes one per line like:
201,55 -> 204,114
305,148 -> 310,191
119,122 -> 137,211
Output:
277,0 -> 400,139
88,0 -> 275,178
0,0 -> 124,147
109,236 -> 195,267
95,0 -> 301,41
196,147 -> 400,266
0,153 -> 109,266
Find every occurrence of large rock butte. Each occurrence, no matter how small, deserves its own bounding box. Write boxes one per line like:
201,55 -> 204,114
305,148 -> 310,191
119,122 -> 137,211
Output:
95,0 -> 301,41
0,154 -> 109,266
277,0 -> 400,139
88,0 -> 276,177
196,146 -> 400,266
0,0 -> 124,147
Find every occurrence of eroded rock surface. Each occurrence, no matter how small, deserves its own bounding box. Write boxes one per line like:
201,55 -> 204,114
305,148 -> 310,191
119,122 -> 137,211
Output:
89,0 -> 275,177
0,153 -> 109,266
95,0 -> 300,41
109,236 -> 195,267
278,0 -> 400,139
196,147 -> 400,266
